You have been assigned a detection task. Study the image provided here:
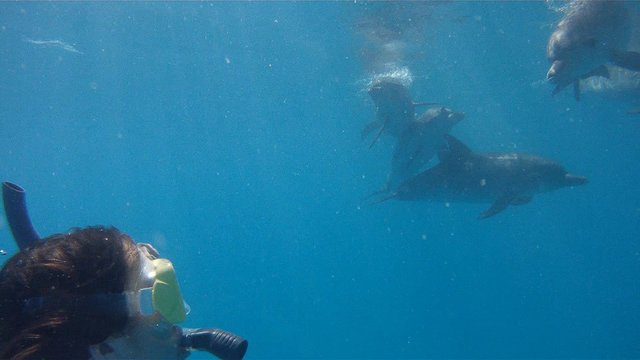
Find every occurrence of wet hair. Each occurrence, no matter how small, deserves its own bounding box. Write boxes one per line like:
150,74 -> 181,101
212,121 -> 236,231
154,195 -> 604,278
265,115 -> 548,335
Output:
0,226 -> 140,359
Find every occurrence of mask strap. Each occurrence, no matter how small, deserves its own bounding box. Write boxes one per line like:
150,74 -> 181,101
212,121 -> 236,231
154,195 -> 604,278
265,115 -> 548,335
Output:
22,293 -> 131,321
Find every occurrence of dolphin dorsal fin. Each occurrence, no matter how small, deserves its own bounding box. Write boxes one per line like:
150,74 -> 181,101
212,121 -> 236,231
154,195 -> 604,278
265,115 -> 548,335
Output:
444,134 -> 472,157
438,134 -> 472,164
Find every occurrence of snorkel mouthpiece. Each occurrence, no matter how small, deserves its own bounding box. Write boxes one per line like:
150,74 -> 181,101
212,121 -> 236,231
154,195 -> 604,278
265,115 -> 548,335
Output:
181,328 -> 248,360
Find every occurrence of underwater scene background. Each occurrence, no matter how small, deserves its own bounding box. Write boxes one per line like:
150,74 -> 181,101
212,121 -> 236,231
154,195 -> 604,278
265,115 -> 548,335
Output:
1,2 -> 639,358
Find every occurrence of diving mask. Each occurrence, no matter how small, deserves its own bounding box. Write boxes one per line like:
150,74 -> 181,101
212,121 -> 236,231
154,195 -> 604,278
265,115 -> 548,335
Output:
87,244 -> 190,360
132,243 -> 189,324
21,243 -> 189,325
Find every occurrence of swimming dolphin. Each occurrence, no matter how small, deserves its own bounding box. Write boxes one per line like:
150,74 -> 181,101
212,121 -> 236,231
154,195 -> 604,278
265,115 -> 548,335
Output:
386,107 -> 464,191
546,0 -> 640,100
379,135 -> 588,219
363,80 -> 434,148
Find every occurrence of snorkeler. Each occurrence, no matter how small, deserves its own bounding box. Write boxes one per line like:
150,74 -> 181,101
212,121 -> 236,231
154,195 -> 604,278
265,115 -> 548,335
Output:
0,182 -> 248,360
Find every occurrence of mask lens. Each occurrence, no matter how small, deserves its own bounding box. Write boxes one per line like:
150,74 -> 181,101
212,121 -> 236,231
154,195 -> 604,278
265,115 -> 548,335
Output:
138,288 -> 155,317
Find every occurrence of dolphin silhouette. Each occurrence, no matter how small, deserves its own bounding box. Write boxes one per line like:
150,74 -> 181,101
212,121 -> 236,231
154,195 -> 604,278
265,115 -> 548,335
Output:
386,107 -> 464,191
379,135 -> 588,219
546,0 -> 640,100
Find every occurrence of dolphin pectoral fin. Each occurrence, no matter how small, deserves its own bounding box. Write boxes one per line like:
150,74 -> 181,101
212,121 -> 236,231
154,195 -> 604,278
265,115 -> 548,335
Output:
510,195 -> 533,206
362,189 -> 397,205
362,121 -> 380,140
552,83 -> 566,97
369,126 -> 385,149
478,196 -> 513,219
572,81 -> 581,101
584,65 -> 609,79
611,50 -> 640,72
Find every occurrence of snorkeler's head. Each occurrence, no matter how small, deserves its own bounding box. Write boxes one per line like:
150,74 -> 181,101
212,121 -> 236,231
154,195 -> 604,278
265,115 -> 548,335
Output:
0,227 -> 142,359
1,183 -> 247,360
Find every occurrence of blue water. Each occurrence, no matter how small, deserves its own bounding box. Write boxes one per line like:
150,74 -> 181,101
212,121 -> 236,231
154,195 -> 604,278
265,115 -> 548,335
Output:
1,2 -> 639,358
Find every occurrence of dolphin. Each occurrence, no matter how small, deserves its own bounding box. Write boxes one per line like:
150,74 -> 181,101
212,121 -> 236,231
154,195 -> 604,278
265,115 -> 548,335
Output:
386,107 -> 464,191
546,0 -> 640,100
379,135 -> 588,219
363,80 -> 434,148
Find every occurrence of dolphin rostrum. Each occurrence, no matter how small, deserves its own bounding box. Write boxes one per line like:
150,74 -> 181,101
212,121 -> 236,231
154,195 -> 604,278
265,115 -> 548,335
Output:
546,0 -> 640,100
378,135 -> 588,219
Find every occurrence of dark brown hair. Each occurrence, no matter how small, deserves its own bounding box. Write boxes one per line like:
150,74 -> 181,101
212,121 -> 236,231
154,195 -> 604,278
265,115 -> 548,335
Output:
0,226 -> 140,359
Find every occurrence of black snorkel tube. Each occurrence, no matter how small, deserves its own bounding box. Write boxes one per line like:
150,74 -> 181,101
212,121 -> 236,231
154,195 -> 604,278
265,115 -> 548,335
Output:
2,181 -> 249,360
2,182 -> 41,249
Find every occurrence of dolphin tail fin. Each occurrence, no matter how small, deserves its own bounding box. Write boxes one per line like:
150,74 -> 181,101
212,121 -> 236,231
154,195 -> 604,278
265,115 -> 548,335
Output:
611,50 -> 640,72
